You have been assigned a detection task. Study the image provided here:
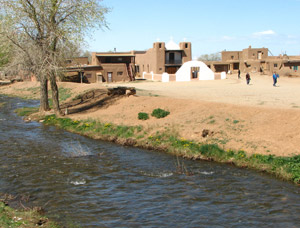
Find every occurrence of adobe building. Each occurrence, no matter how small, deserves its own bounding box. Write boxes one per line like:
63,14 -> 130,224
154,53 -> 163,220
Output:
205,46 -> 300,76
66,40 -> 192,83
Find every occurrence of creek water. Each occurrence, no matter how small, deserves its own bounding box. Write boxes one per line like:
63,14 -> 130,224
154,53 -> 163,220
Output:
0,95 -> 299,228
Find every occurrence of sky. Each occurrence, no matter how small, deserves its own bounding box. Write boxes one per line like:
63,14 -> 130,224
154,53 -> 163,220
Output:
85,0 -> 300,58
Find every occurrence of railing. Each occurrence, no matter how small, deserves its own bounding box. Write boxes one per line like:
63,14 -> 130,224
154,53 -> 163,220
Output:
165,60 -> 182,65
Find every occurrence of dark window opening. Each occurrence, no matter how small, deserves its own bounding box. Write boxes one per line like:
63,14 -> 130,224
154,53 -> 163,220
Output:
233,63 -> 239,70
159,43 -> 162,48
117,71 -> 123,76
185,43 -> 188,48
169,53 -> 175,61
191,66 -> 200,79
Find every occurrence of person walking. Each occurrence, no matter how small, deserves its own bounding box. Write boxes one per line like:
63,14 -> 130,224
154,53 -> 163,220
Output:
246,72 -> 251,85
273,71 -> 279,86
238,69 -> 241,79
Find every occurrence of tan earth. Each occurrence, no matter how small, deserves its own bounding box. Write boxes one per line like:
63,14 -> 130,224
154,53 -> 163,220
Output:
1,72 -> 300,157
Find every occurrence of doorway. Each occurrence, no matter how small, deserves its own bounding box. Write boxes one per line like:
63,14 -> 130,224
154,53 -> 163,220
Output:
108,72 -> 112,82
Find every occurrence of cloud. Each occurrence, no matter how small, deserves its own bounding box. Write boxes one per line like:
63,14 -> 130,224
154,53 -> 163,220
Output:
253,30 -> 276,36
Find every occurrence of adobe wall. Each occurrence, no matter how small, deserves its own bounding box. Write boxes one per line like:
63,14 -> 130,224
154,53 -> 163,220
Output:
84,70 -> 98,83
91,52 -> 101,65
242,47 -> 268,60
99,63 -> 129,82
222,51 -> 241,61
179,42 -> 192,63
135,42 -> 165,74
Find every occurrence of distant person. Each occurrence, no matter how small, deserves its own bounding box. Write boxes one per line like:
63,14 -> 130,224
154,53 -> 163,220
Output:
238,69 -> 241,79
273,71 -> 279,86
246,72 -> 251,85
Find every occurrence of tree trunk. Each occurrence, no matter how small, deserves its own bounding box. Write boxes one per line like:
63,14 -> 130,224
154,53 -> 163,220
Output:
49,72 -> 62,116
39,76 -> 50,112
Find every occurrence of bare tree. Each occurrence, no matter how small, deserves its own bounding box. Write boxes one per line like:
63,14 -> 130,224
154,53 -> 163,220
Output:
198,52 -> 221,61
0,0 -> 109,114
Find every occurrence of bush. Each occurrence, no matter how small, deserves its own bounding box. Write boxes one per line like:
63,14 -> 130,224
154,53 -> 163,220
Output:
151,108 -> 170,119
138,112 -> 149,120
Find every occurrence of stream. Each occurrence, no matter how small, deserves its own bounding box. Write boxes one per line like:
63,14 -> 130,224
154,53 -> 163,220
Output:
0,95 -> 299,227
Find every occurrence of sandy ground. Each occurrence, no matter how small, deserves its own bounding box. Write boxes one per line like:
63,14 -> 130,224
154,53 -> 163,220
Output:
1,73 -> 300,157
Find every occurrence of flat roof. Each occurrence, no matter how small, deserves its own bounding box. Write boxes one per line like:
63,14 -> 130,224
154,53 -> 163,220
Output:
66,65 -> 102,70
96,53 -> 135,57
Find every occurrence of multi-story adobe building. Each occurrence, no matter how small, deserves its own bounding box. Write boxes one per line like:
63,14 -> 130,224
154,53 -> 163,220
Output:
205,46 -> 300,76
66,40 -> 192,83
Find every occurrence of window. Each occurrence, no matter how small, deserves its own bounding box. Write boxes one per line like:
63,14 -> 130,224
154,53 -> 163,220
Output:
293,66 -> 298,71
191,66 -> 200,79
233,63 -> 239,70
117,71 -> 123,76
185,43 -> 188,48
159,43 -> 162,48
231,56 -> 234,60
117,58 -> 123,62
169,53 -> 175,60
85,74 -> 92,78
258,51 -> 262,60
135,65 -> 140,73
274,63 -> 278,68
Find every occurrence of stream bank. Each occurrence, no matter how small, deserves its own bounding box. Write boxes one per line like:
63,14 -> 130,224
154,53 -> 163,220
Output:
1,95 -> 300,227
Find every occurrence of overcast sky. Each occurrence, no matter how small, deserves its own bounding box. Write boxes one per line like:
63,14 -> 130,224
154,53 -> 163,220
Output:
85,0 -> 300,58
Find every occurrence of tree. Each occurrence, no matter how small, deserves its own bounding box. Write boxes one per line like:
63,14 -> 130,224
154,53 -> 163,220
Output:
0,0 -> 109,114
0,16 -> 12,70
198,52 -> 221,61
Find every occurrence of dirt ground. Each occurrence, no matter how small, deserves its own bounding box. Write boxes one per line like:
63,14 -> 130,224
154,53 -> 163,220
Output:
1,73 -> 300,157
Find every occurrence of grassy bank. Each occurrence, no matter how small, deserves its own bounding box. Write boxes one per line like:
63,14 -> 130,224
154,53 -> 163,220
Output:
41,114 -> 300,185
0,202 -> 59,228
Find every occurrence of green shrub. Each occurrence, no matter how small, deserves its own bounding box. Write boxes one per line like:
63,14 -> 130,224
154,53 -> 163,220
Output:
138,112 -> 149,120
151,108 -> 170,119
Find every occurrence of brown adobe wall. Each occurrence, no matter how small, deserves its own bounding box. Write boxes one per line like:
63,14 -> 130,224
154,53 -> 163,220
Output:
142,73 -> 163,81
100,63 -> 130,82
91,52 -> 101,65
242,47 -> 268,60
143,73 -> 153,80
135,42 -> 165,74
153,74 -> 162,81
84,70 -> 98,83
222,51 -> 241,61
169,74 -> 176,81
179,42 -> 192,63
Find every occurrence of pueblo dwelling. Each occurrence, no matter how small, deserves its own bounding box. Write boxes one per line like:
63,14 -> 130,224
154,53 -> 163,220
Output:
205,46 -> 300,76
65,40 -> 192,83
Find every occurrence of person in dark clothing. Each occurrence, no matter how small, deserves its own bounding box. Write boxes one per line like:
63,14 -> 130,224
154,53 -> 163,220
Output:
238,69 -> 241,79
273,71 -> 279,86
246,72 -> 251,85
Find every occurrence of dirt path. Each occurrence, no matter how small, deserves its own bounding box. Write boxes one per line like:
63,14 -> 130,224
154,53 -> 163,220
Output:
1,73 -> 300,157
